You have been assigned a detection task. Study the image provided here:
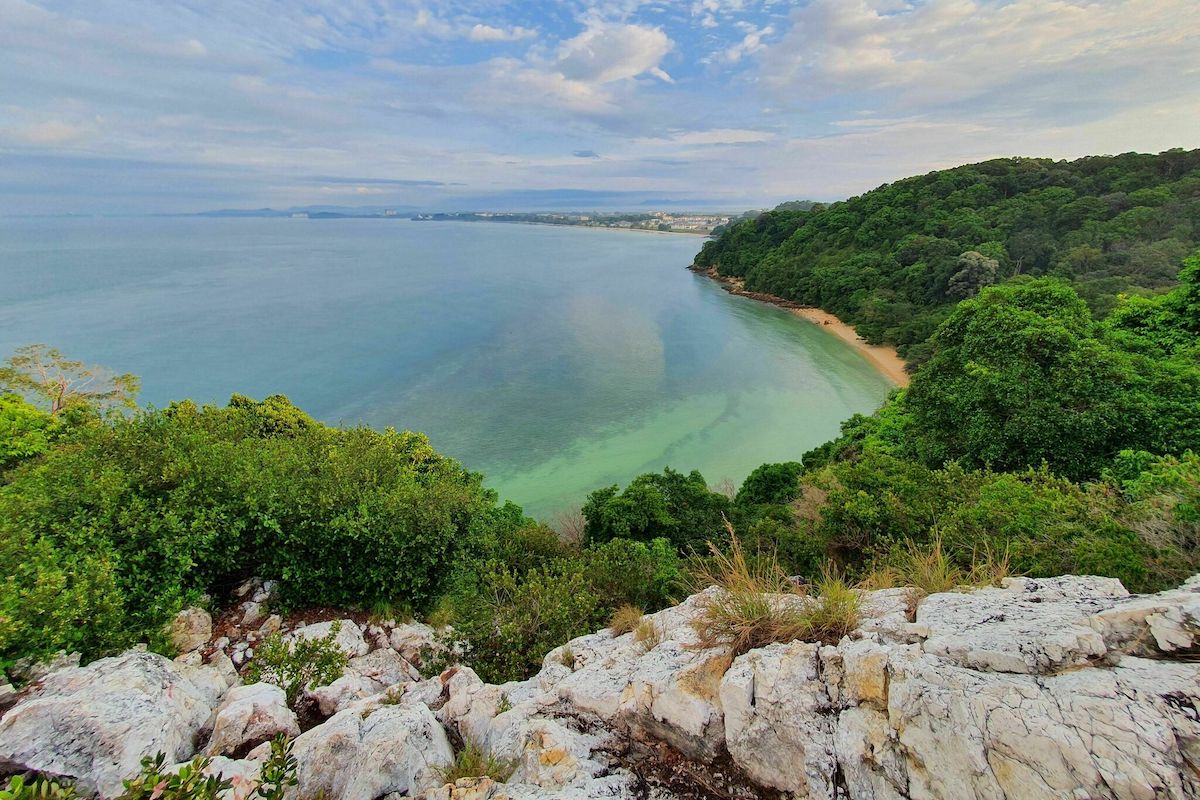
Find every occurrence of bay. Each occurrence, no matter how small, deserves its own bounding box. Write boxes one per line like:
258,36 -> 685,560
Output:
0,217 -> 892,518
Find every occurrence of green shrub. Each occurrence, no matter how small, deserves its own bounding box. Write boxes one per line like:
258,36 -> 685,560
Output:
582,467 -> 730,553
446,562 -> 603,683
118,755 -> 229,800
1,775 -> 78,800
246,623 -> 348,707
736,462 -> 805,506
0,394 -> 504,667
117,735 -> 297,800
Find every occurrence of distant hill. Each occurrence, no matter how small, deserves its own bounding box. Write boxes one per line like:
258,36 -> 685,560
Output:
694,148 -> 1200,362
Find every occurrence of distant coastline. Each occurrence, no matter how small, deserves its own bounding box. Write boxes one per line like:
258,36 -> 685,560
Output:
688,264 -> 911,387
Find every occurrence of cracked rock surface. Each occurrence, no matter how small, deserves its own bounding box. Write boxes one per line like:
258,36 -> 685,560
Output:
3,574 -> 1200,799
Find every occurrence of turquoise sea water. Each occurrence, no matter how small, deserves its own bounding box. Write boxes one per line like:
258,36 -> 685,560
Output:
0,217 -> 891,518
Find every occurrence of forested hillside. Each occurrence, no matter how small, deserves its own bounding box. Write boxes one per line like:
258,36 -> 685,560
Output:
694,149 -> 1200,362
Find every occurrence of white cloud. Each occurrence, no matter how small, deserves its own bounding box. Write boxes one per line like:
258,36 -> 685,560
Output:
555,22 -> 674,84
710,23 -> 772,65
761,0 -> 1200,108
467,23 -> 536,42
637,128 -> 774,146
10,120 -> 90,145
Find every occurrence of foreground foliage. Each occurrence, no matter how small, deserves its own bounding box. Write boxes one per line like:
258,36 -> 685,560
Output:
0,393 -> 497,669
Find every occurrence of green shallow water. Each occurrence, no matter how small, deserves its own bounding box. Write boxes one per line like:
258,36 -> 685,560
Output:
0,217 -> 892,518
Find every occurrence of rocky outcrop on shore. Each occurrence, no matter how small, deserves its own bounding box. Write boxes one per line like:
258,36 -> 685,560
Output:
2,574 -> 1199,799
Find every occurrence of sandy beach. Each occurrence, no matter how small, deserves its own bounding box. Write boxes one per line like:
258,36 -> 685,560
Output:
690,266 -> 911,387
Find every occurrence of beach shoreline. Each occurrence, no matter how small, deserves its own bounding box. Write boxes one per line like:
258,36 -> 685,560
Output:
688,265 -> 911,387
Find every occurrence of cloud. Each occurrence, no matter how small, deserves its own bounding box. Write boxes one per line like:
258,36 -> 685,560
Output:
708,23 -> 772,65
573,150 -> 601,158
761,0 -> 1200,111
468,23 -> 536,43
637,128 -> 774,146
555,22 -> 674,84
4,119 -> 92,146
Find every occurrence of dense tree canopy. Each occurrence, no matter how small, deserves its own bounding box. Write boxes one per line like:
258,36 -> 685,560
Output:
696,149 -> 1200,361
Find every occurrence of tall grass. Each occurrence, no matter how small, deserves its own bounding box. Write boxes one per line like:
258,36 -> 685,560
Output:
436,740 -> 516,785
690,521 -> 859,656
861,533 -> 1014,594
608,604 -> 644,635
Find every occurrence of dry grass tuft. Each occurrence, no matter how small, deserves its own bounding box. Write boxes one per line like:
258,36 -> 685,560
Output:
633,618 -> 663,653
690,521 -> 859,656
860,534 -> 1017,595
609,604 -> 645,636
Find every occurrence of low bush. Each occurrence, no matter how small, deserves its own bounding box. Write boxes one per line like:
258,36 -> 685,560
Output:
1,775 -> 78,800
117,735 -> 296,800
246,624 -> 348,707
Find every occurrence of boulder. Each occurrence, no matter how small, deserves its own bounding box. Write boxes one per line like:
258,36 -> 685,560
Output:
349,647 -> 418,686
239,601 -> 267,629
289,702 -> 453,799
918,575 -> 1121,673
307,673 -> 386,716
206,683 -> 299,757
171,606 -> 213,654
390,621 -> 439,663
719,640 -> 834,798
0,651 -> 219,798
289,619 -> 369,657
1091,576 -> 1200,656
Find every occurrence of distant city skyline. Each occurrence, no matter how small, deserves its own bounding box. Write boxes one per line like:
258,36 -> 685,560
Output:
2,0 -> 1198,214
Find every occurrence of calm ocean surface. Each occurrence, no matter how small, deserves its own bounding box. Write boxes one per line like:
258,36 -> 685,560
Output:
0,217 -> 891,517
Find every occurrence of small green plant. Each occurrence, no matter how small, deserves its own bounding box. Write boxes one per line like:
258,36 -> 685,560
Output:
246,623 -> 348,706
1,775 -> 78,800
380,686 -> 406,705
608,604 -> 644,636
496,693 -> 512,715
118,754 -> 230,800
436,741 -> 516,785
559,645 -> 576,669
254,735 -> 299,800
117,737 -> 298,800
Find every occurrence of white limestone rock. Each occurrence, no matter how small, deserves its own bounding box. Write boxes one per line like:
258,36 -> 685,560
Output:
170,606 -> 214,654
719,640 -> 835,798
206,682 -> 299,757
349,647 -> 418,686
307,673 -> 386,717
288,702 -> 453,800
918,575 -> 1124,673
1091,577 -> 1200,656
0,651 -> 218,798
289,618 -> 369,657
389,621 -> 440,662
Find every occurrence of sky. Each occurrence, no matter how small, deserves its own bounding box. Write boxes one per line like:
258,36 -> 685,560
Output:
2,0 -> 1199,214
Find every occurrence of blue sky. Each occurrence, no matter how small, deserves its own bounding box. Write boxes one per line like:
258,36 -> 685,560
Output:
2,0 -> 1198,214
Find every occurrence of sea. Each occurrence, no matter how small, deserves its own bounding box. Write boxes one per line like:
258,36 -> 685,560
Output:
0,217 -> 892,518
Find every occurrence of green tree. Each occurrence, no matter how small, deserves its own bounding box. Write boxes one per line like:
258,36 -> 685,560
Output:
0,345 -> 139,414
582,468 -> 730,553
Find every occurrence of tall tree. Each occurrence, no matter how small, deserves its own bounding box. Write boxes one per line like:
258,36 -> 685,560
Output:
0,344 -> 139,414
